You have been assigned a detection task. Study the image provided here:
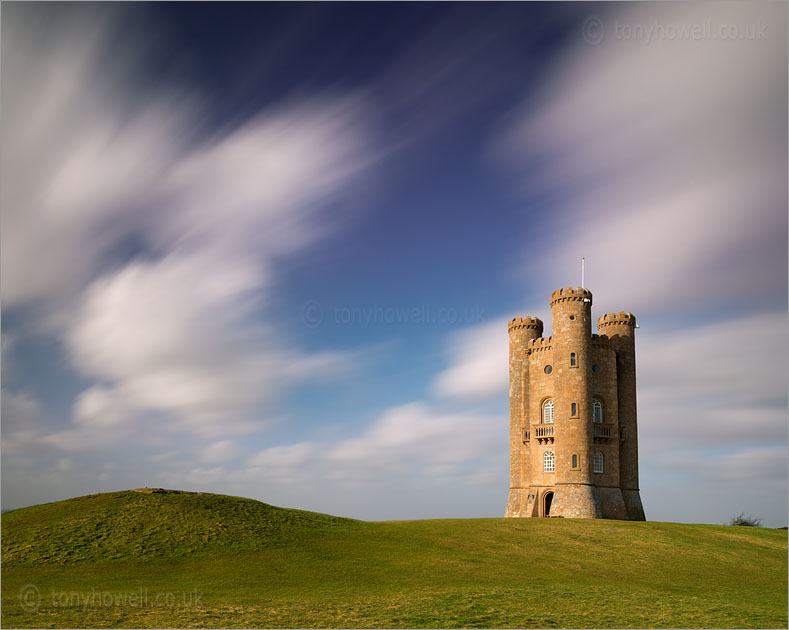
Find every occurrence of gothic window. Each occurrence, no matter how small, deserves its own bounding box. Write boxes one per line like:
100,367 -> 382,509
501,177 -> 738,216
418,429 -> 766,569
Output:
571,454 -> 579,469
593,451 -> 604,473
570,352 -> 577,367
542,399 -> 554,424
544,450 -> 555,472
593,399 -> 603,423
571,402 -> 578,417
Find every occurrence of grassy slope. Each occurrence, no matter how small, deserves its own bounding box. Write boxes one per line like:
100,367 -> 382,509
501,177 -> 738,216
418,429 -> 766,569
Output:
2,491 -> 786,629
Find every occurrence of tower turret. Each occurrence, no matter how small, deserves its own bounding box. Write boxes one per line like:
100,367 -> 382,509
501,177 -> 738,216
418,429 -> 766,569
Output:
506,316 -> 543,517
547,288 -> 600,517
597,312 -> 645,520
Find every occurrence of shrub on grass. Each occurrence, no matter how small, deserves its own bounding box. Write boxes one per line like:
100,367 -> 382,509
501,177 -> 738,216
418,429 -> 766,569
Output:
728,513 -> 762,527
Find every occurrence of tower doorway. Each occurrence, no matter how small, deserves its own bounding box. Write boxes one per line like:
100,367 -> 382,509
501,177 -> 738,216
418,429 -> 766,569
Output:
543,491 -> 554,517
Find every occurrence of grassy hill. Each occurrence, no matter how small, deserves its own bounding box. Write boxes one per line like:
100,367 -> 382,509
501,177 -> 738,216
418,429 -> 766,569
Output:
1,489 -> 356,566
2,490 -> 787,629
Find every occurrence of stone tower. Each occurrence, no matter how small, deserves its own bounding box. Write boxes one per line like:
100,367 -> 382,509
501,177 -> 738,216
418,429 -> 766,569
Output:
506,286 -> 645,520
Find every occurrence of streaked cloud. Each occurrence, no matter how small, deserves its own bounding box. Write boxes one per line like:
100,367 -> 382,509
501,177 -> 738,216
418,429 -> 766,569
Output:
1,6 -> 188,316
156,402 -> 504,519
638,312 -> 787,452
200,440 -> 243,465
2,3 -> 784,527
3,5 -> 380,450
493,2 -> 787,315
432,320 -> 508,400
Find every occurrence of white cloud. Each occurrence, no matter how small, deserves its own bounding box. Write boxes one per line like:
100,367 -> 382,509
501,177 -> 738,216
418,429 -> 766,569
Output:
637,312 -> 787,453
432,320 -> 508,399
656,446 -> 787,486
200,441 -> 243,465
156,98 -> 371,260
322,403 -> 501,472
1,391 -> 47,456
643,444 -> 787,526
249,401 -> 505,488
149,403 -> 505,516
148,450 -> 182,463
249,442 -> 317,469
72,386 -> 137,429
493,3 -> 787,315
65,252 -> 273,435
1,6 -> 187,315
3,6 -> 381,448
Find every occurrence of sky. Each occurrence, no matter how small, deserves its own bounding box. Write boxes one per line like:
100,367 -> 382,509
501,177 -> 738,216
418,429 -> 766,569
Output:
2,2 -> 787,526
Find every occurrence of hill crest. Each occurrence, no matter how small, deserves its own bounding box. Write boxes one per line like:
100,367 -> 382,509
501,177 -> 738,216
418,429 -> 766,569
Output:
1,489 -> 359,566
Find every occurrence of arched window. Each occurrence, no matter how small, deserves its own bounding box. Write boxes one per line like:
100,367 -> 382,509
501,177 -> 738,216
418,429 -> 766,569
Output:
542,400 -> 554,424
543,450 -> 555,472
571,402 -> 577,417
570,352 -> 577,367
571,454 -> 579,469
593,399 -> 603,423
593,451 -> 604,473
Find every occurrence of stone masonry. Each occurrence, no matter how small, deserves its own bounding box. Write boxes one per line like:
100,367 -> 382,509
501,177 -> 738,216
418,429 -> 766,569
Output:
506,287 -> 646,520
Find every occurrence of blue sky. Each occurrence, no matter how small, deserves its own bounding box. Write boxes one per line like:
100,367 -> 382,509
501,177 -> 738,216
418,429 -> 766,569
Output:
2,2 -> 787,526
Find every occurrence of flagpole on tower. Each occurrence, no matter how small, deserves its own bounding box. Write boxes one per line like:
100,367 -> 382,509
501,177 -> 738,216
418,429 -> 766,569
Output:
581,257 -> 585,288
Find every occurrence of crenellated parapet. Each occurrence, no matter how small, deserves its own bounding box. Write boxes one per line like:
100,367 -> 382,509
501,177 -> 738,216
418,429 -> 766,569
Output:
550,286 -> 592,306
597,311 -> 636,330
508,316 -> 544,334
526,336 -> 553,353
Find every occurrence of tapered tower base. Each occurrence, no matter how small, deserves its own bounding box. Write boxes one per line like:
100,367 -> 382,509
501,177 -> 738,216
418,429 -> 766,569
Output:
505,488 -> 529,517
597,486 -> 629,519
622,489 -> 646,521
551,484 -> 602,519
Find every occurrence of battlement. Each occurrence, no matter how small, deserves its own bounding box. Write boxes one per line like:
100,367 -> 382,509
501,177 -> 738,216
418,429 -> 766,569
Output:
508,316 -> 544,333
550,286 -> 592,306
597,311 -> 637,329
527,336 -> 553,352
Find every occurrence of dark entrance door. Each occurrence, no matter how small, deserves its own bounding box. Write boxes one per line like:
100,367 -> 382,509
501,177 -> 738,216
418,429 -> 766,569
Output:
544,491 -> 554,517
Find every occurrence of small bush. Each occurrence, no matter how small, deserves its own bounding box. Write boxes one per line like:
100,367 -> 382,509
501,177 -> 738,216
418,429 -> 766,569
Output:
728,513 -> 762,527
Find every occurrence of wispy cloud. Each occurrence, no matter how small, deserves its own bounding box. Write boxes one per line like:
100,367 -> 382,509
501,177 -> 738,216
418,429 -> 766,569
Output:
3,3 -> 784,527
3,6 -> 380,451
155,402 -> 505,518
251,402 -> 501,480
1,6 -> 189,317
637,312 -> 787,453
432,320 -> 508,400
492,3 -> 787,315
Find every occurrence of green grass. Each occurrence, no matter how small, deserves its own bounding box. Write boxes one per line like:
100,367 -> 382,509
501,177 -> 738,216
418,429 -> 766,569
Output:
2,490 -> 786,628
